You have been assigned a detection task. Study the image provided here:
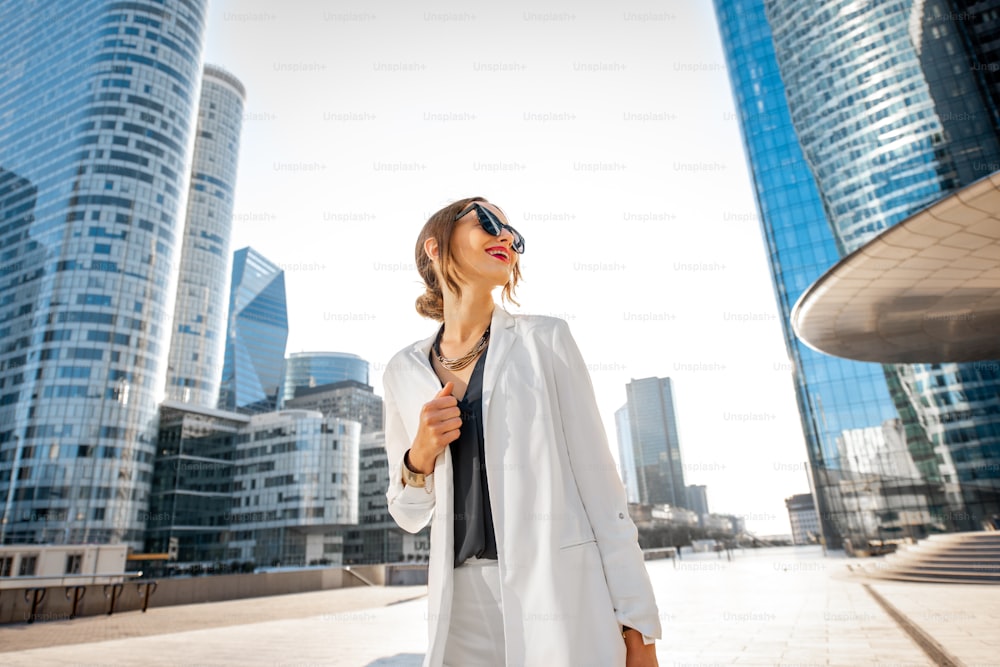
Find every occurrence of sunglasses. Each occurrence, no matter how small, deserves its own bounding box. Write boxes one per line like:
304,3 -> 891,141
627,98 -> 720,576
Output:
455,202 -> 525,254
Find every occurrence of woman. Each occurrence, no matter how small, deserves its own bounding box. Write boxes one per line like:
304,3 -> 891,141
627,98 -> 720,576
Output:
383,197 -> 661,666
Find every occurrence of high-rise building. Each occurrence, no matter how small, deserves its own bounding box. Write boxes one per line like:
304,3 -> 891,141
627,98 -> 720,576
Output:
0,0 -> 208,548
785,494 -> 820,545
615,405 -> 640,504
686,484 -> 710,523
165,65 -> 246,407
621,377 -> 688,508
714,0 -> 1000,549
280,352 -> 369,406
217,247 -> 288,414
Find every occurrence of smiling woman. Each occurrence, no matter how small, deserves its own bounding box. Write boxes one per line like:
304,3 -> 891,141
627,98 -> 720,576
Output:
413,197 -> 522,323
383,198 -> 661,666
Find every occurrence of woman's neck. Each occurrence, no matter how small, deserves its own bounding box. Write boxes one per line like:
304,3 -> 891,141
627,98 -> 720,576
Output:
440,287 -> 495,345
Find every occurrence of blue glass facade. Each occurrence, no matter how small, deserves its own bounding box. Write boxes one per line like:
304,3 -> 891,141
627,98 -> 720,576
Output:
217,247 -> 288,414
715,0 -> 1000,550
0,0 -> 207,548
623,377 -> 687,509
165,65 -> 246,407
614,404 -> 640,504
279,352 -> 369,406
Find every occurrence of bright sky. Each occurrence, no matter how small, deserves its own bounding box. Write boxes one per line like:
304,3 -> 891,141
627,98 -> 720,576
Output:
203,0 -> 812,535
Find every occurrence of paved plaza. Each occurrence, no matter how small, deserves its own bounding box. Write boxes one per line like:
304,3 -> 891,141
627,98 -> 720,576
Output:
1,545 -> 997,666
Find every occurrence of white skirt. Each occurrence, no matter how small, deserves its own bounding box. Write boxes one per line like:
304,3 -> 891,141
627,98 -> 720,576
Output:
442,556 -> 506,666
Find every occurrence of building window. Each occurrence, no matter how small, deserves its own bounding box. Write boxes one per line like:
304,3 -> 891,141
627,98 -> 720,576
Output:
65,554 -> 83,575
19,555 -> 38,576
0,557 -> 12,577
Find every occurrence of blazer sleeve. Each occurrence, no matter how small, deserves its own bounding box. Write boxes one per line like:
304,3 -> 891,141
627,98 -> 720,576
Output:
549,318 -> 662,641
383,374 -> 436,534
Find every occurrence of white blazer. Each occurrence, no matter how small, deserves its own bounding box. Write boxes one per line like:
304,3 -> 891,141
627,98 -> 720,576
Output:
383,305 -> 662,667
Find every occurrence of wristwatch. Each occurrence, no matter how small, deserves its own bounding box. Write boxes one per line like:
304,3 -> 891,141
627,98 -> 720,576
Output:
402,449 -> 428,488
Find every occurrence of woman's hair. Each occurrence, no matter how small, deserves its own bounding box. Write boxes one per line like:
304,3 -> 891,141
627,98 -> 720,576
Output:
415,196 -> 521,321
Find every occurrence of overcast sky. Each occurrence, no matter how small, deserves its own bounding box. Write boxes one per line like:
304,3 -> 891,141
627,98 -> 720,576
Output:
202,0 -> 813,535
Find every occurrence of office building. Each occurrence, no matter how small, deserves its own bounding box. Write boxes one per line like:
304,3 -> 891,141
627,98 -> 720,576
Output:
614,405 -> 640,504
283,379 -> 384,435
714,0 -> 1000,549
228,410 -> 360,567
165,65 -> 246,407
280,352 -> 369,405
785,494 -> 820,545
217,247 -> 288,414
148,404 -> 360,567
621,377 -> 688,508
284,380 -> 399,563
686,485 -> 710,522
146,401 -> 248,563
0,0 -> 208,548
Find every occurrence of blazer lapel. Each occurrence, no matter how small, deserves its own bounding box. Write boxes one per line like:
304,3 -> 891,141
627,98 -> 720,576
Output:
482,305 -> 516,419
405,329 -> 442,391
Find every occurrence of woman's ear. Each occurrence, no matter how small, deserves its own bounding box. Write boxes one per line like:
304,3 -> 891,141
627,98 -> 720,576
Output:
424,237 -> 439,262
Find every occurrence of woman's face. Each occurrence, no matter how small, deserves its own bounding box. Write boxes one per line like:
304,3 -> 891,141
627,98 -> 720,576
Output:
447,201 -> 518,288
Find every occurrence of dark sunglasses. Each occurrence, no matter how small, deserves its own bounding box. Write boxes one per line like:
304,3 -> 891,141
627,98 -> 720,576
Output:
455,202 -> 525,254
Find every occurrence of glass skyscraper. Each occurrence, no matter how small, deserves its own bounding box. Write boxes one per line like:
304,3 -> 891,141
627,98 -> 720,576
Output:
621,377 -> 688,508
217,247 -> 288,414
165,65 -> 246,408
714,0 -> 1000,550
614,404 -> 640,504
0,0 -> 207,547
279,351 -> 369,406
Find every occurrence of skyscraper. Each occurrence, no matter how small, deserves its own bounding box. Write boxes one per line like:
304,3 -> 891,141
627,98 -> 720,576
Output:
614,404 -> 640,504
0,0 -> 208,547
686,484 -> 710,523
165,65 -> 246,407
622,377 -> 688,508
714,0 -> 1000,549
217,247 -> 288,414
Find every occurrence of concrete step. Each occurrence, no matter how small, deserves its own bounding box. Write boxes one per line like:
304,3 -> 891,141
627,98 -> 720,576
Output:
866,570 -> 1000,584
925,531 -> 1000,544
862,531 -> 1000,584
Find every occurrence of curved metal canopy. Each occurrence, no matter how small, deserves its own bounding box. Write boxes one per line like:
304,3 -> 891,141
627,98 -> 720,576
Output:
792,172 -> 1000,363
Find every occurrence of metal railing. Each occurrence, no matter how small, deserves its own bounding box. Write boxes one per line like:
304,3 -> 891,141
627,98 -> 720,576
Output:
8,573 -> 155,624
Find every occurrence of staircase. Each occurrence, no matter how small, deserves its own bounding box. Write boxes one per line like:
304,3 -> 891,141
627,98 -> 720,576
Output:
859,532 -> 1000,584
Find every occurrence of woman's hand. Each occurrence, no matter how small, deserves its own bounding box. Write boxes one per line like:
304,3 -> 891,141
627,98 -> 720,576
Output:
407,381 -> 461,474
624,632 -> 658,667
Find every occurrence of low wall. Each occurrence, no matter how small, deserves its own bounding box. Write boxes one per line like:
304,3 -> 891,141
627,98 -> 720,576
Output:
0,563 -> 428,625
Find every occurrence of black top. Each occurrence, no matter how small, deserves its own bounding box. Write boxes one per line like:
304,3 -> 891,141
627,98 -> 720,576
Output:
429,342 -> 498,566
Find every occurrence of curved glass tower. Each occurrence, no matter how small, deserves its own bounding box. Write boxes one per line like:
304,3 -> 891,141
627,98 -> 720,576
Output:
218,247 -> 288,414
0,0 -> 208,547
280,352 -> 369,405
715,0 -> 1000,550
166,65 -> 246,407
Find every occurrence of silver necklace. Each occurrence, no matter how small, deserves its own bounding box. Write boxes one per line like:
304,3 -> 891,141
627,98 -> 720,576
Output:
434,325 -> 490,371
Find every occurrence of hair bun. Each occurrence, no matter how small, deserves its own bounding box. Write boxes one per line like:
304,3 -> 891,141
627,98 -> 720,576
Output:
416,289 -> 444,322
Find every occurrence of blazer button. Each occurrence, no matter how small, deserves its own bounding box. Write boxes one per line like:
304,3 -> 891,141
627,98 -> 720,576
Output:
618,512 -> 624,519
